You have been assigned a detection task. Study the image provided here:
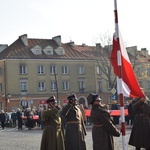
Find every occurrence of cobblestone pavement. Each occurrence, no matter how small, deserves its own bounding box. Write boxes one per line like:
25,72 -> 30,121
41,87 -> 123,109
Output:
0,125 -> 139,150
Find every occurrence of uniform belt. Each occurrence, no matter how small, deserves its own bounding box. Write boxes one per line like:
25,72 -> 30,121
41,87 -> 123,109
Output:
93,124 -> 103,127
67,121 -> 79,124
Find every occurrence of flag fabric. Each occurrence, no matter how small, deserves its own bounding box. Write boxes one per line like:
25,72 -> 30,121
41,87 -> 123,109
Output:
110,32 -> 145,98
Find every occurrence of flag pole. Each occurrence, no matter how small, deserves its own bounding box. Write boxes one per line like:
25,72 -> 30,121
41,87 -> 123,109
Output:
114,0 -> 126,150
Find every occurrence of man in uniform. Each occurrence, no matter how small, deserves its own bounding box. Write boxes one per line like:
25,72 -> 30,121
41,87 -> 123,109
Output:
40,96 -> 65,150
61,93 -> 87,150
87,93 -> 120,150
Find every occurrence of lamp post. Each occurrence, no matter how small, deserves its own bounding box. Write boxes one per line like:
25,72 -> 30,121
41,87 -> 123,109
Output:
2,93 -> 11,112
54,68 -> 59,101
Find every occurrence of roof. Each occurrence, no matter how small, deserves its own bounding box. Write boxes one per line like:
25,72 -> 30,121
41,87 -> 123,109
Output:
0,36 -> 92,60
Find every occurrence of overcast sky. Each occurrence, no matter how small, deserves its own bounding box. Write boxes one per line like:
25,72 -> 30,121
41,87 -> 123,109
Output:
1,0 -> 150,52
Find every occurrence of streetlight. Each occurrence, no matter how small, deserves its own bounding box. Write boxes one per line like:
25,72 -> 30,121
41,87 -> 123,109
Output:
2,93 -> 11,112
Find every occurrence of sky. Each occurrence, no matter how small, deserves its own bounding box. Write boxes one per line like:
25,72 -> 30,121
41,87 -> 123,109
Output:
1,0 -> 150,52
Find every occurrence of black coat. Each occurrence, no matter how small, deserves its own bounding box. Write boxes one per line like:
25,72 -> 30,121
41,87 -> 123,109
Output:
11,112 -> 17,121
129,99 -> 150,148
0,113 -> 5,122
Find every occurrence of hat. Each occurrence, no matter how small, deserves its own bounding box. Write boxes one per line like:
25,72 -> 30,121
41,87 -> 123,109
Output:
46,96 -> 57,103
67,93 -> 78,102
87,93 -> 100,105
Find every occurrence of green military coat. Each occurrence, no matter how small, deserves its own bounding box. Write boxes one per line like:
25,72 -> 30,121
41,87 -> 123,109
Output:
90,104 -> 120,150
40,108 -> 65,150
61,103 -> 87,150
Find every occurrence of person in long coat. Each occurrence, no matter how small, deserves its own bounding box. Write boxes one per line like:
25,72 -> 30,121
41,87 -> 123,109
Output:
0,110 -> 6,129
16,108 -> 23,130
61,93 -> 87,150
40,96 -> 65,150
87,93 -> 120,150
128,97 -> 150,150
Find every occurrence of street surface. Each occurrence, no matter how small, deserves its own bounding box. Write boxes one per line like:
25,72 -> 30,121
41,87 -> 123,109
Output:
0,125 -> 138,150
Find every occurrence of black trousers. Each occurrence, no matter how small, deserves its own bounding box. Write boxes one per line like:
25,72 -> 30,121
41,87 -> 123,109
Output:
1,121 -> 5,129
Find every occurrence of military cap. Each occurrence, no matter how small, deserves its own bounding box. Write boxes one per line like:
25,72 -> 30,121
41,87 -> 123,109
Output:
46,95 -> 57,103
67,93 -> 78,103
87,93 -> 101,105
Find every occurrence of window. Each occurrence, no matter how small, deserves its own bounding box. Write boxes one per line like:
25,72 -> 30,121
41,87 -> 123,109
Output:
147,81 -> 150,89
107,82 -> 111,90
50,66 -> 57,74
38,81 -> 45,91
20,80 -> 28,94
147,68 -> 150,76
20,65 -> 27,74
50,81 -> 56,90
0,68 -> 2,75
62,66 -> 68,74
79,81 -> 85,93
31,45 -> 42,55
43,46 -> 53,55
38,66 -> 45,74
0,83 -> 2,92
98,80 -> 102,92
96,67 -> 102,75
78,66 -> 84,74
62,81 -> 69,90
35,49 -> 41,55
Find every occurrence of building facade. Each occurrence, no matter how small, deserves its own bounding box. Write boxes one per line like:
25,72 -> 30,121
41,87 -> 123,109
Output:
0,34 -> 149,112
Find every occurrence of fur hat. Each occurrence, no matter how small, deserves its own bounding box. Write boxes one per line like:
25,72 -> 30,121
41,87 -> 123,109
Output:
87,93 -> 101,105
67,93 -> 78,103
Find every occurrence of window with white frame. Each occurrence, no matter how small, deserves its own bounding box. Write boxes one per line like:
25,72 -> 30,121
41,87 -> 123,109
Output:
62,66 -> 68,74
98,80 -> 102,92
31,45 -> 42,55
20,80 -> 28,93
147,81 -> 150,89
79,81 -> 85,93
62,81 -> 69,90
50,66 -> 57,74
78,66 -> 84,74
50,81 -> 56,90
20,65 -> 27,74
38,66 -> 45,74
38,81 -> 45,91
96,66 -> 102,75
43,46 -> 53,55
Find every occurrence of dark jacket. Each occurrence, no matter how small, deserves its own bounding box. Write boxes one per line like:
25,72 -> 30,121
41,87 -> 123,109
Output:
0,113 -> 6,122
61,103 -> 87,150
128,99 -> 150,148
11,112 -> 17,121
90,104 -> 120,150
40,108 -> 65,150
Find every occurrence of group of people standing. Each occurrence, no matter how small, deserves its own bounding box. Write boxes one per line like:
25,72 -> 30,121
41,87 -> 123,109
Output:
40,93 -> 121,150
0,107 -> 42,130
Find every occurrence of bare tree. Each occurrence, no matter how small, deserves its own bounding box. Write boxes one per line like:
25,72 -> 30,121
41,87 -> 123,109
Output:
93,31 -> 116,89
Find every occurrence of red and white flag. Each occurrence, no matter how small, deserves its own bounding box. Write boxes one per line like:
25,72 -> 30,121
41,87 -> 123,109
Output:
110,32 -> 145,98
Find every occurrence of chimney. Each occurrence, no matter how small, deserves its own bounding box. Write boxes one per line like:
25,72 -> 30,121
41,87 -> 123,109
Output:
141,48 -> 148,57
0,44 -> 8,52
96,43 -> 102,54
52,35 -> 61,46
19,34 -> 28,46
